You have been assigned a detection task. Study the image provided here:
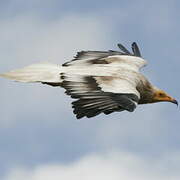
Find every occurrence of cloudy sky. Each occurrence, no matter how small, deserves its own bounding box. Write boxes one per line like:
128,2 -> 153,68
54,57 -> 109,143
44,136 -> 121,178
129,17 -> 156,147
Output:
0,0 -> 180,179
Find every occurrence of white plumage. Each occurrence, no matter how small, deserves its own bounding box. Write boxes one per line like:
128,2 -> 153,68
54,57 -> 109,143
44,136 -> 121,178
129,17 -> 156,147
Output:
1,42 -> 177,119
0,62 -> 62,83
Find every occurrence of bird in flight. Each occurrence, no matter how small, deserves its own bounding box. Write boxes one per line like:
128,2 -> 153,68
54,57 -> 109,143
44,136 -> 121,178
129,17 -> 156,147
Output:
0,42 -> 178,119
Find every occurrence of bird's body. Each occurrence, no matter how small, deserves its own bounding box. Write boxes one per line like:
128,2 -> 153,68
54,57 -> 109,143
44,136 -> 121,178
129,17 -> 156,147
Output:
0,42 -> 177,119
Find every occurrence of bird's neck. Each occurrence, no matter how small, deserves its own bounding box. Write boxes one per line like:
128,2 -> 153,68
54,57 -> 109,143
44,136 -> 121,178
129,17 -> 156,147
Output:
137,80 -> 156,104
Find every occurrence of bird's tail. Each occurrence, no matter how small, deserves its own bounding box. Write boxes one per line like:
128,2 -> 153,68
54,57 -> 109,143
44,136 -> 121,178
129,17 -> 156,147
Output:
0,62 -> 62,84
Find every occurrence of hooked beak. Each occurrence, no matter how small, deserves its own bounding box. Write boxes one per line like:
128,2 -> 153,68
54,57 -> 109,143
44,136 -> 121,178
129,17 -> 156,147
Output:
170,99 -> 178,106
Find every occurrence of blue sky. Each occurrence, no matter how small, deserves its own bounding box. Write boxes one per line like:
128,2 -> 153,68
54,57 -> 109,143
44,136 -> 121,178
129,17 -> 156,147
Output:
0,0 -> 180,179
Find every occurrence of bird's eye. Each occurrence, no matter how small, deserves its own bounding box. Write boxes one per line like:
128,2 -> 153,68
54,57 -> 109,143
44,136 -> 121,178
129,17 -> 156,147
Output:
159,93 -> 164,97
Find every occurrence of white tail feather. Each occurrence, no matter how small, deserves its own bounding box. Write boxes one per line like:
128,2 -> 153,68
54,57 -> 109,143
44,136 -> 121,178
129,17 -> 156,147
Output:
0,62 -> 62,83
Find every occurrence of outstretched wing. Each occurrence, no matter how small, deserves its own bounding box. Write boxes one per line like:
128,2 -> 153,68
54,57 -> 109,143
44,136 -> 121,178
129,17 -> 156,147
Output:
61,74 -> 139,119
62,42 -> 147,72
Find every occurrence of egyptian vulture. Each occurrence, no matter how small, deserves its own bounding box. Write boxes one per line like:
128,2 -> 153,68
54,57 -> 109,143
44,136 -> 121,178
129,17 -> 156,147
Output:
0,42 -> 178,119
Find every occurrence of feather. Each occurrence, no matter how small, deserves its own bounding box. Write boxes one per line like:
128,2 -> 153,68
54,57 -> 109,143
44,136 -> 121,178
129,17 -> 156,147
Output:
61,74 -> 139,119
0,62 -> 62,83
132,42 -> 142,57
117,43 -> 132,55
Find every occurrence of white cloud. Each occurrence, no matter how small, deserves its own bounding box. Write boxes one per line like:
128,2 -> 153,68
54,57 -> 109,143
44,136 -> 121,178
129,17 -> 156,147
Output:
4,151 -> 180,180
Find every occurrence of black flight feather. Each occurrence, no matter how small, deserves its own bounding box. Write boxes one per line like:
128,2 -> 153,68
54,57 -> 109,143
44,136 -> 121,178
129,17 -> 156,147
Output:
131,42 -> 142,57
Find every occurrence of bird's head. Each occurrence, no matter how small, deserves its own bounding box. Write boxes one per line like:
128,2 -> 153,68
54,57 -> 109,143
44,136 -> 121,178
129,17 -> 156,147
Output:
152,89 -> 178,105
